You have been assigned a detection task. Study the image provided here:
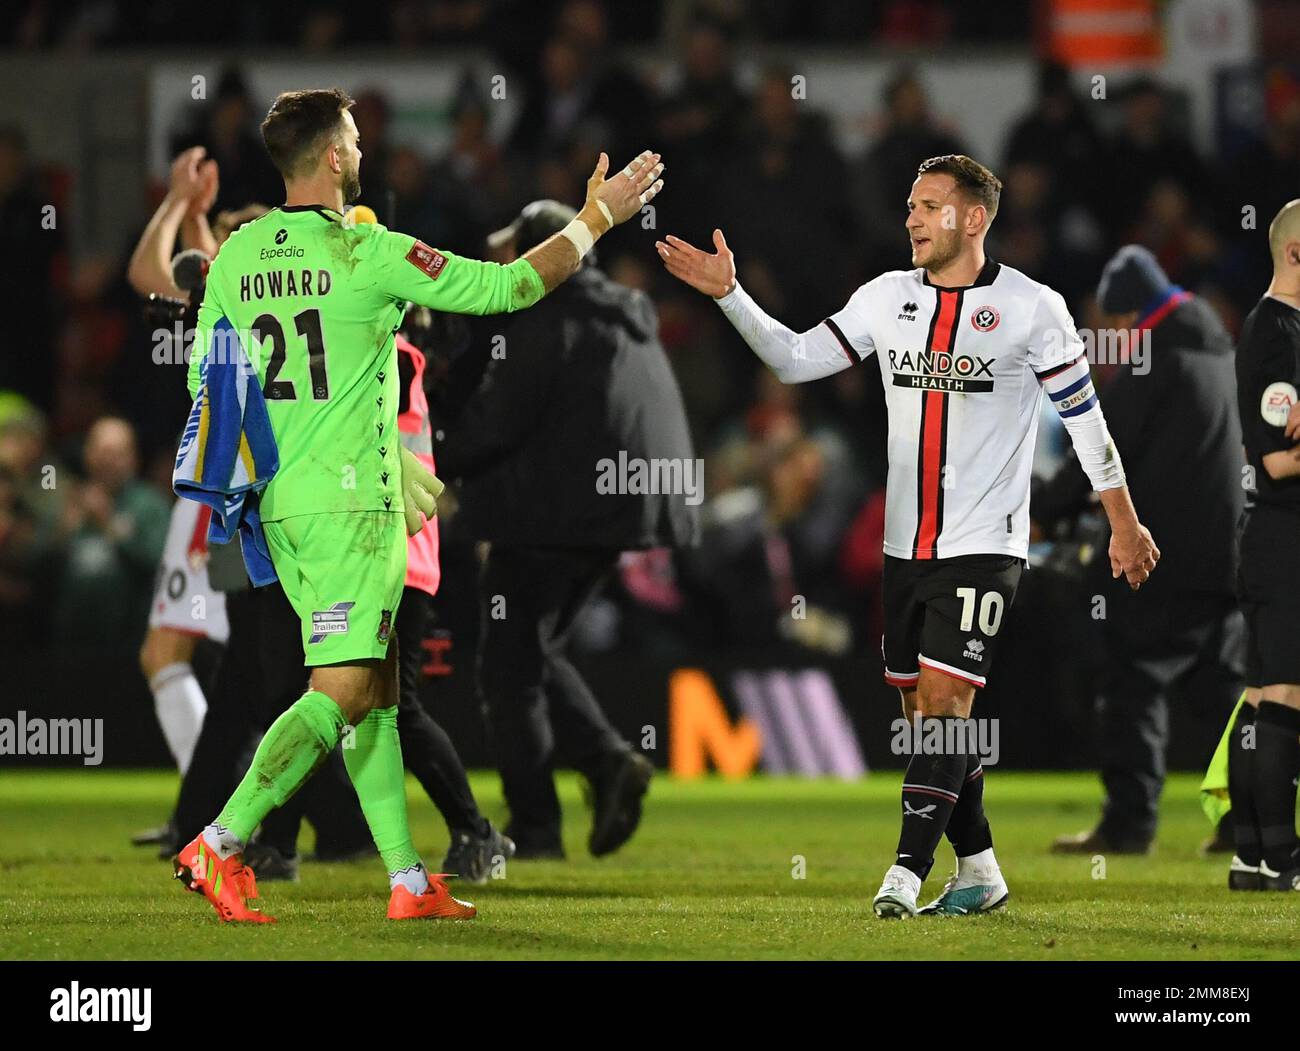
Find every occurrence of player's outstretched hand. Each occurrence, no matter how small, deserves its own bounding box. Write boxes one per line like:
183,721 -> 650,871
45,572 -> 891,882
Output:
587,149 -> 664,228
1109,523 -> 1160,590
655,229 -> 736,299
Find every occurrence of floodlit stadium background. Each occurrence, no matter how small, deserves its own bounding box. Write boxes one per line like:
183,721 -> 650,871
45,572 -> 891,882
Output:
0,0 -> 1295,773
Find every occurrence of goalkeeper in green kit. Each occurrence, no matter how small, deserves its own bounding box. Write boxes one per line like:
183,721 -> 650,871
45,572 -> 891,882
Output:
173,88 -> 665,923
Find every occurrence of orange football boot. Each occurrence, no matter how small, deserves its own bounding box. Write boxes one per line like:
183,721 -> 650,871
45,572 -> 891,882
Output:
387,874 -> 477,920
173,834 -> 276,924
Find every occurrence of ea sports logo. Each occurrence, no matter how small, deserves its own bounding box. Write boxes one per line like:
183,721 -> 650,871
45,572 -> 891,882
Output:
971,306 -> 1000,332
275,229 -> 288,244
1261,381 -> 1298,427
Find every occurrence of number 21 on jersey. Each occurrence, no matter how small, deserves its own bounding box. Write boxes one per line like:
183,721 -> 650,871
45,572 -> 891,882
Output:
254,308 -> 330,401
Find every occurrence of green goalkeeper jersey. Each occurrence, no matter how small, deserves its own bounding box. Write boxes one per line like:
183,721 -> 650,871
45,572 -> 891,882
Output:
189,204 -> 545,521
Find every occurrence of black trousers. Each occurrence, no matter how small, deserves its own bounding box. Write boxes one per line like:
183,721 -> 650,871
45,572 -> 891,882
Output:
1095,590 -> 1245,845
172,583 -> 370,852
477,545 -> 628,838
389,589 -> 485,837
258,587 -> 485,855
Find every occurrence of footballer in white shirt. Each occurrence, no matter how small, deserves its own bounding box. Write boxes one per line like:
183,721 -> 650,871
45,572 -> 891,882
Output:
656,154 -> 1160,919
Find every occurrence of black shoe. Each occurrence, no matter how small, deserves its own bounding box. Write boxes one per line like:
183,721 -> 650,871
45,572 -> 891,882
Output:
504,825 -> 566,860
441,823 -> 516,884
131,821 -> 173,847
587,750 -> 654,858
1259,852 -> 1300,891
1228,855 -> 1262,890
242,842 -> 300,883
1050,827 -> 1152,855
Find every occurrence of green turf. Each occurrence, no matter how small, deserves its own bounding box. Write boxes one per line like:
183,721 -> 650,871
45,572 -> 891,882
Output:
0,769 -> 1291,960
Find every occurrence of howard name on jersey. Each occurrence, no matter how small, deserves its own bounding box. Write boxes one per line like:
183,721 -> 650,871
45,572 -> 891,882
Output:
188,205 -> 545,522
823,260 -> 1117,560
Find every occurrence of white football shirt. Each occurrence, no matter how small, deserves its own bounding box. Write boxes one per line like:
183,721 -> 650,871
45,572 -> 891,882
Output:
718,258 -> 1123,560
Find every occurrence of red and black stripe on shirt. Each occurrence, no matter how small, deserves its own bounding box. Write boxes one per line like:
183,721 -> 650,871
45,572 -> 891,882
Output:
913,289 -> 962,558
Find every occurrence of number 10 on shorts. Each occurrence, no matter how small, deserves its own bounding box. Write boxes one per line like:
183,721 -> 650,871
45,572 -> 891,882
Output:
956,587 -> 1004,635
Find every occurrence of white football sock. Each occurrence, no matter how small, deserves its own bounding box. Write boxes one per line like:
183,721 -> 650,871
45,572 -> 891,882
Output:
390,862 -> 431,895
202,822 -> 244,861
957,847 -> 999,881
150,662 -> 207,774
881,864 -> 922,897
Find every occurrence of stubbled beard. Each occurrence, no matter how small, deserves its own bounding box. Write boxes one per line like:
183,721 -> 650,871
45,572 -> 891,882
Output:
922,231 -> 961,273
342,165 -> 361,205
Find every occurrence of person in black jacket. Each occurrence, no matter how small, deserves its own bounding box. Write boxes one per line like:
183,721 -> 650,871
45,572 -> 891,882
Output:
1035,245 -> 1246,854
1226,200 -> 1300,891
436,200 -> 699,859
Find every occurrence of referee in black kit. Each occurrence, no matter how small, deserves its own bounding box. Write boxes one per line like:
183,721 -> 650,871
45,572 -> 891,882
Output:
436,200 -> 699,860
1035,245 -> 1246,855
1227,200 -> 1300,891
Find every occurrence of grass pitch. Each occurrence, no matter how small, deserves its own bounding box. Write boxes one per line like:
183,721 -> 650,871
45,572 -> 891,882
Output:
0,769 -> 1292,960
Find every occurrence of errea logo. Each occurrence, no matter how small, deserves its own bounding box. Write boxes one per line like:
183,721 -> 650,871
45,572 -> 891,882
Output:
963,638 -> 985,661
898,301 -> 919,321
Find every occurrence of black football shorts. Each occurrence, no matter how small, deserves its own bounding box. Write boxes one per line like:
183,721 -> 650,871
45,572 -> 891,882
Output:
1237,507 -> 1300,687
882,553 -> 1025,690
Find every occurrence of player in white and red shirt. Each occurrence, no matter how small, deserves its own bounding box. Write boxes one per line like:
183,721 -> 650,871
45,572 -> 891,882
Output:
656,154 -> 1160,919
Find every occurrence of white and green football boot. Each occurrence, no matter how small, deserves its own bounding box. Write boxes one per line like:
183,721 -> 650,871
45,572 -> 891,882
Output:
872,864 -> 922,919
920,852 -> 1009,915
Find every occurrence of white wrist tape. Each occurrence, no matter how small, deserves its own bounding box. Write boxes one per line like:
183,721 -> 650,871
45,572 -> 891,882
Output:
595,200 -> 613,226
559,216 -> 596,258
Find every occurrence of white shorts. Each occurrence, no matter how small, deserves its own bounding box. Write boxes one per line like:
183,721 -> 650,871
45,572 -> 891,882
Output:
148,498 -> 230,643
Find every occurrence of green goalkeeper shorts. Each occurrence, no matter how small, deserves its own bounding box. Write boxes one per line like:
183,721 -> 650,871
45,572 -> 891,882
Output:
263,510 -> 407,666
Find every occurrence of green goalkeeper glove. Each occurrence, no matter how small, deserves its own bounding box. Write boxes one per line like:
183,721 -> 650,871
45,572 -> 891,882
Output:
399,446 -> 445,537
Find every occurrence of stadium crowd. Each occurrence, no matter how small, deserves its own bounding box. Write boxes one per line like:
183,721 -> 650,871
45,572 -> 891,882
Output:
2,0 -> 1299,665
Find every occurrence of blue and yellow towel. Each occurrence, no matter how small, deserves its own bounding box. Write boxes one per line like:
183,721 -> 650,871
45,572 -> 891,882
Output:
173,317 -> 280,585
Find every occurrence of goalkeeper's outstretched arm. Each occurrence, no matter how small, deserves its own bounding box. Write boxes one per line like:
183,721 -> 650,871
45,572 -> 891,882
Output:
376,150 -> 664,318
523,150 -> 664,293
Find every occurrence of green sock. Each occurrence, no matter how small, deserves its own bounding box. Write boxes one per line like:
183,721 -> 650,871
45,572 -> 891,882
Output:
343,706 -> 426,891
214,690 -> 346,847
